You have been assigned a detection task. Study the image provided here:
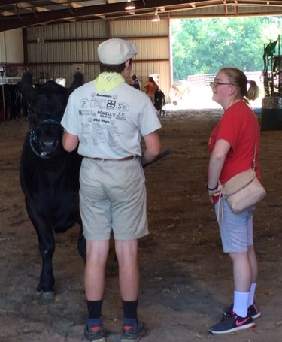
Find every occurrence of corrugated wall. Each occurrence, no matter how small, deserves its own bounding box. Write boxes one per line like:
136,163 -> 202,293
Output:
26,21 -> 108,40
111,20 -> 170,93
26,21 -> 107,87
0,29 -> 23,64
25,19 -> 171,97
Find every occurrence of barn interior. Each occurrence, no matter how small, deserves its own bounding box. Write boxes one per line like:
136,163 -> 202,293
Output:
1,1 -> 282,119
1,1 -> 282,117
1,2 -> 282,342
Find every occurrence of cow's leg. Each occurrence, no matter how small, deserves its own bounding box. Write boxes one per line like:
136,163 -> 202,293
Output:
36,228 -> 56,300
26,201 -> 56,300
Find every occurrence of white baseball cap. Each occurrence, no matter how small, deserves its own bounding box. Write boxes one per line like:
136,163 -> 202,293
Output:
98,38 -> 138,65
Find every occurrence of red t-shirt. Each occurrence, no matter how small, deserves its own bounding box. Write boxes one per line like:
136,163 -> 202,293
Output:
208,100 -> 261,200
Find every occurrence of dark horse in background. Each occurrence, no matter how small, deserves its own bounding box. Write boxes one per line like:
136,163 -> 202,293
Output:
19,71 -> 85,300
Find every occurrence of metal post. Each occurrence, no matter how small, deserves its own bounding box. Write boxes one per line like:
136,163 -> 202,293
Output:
0,68 -> 5,121
278,35 -> 281,96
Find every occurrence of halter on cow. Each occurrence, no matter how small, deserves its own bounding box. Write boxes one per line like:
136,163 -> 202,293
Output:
29,119 -> 64,158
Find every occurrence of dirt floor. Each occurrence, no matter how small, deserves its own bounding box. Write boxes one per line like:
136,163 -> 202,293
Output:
1,110 -> 282,342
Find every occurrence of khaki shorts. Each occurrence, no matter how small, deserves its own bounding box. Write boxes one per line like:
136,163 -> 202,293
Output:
80,157 -> 148,241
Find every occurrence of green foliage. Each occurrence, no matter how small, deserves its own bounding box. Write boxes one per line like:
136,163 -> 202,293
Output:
171,17 -> 282,81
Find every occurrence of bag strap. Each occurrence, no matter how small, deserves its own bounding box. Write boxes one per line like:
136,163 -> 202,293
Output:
252,144 -> 256,170
252,114 -> 258,171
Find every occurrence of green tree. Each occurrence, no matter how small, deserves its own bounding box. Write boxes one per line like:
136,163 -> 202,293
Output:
171,17 -> 282,81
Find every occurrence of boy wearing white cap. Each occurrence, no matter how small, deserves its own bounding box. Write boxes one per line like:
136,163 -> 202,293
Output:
61,38 -> 161,342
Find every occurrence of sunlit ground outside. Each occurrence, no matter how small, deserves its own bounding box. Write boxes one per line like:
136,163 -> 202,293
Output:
163,85 -> 263,111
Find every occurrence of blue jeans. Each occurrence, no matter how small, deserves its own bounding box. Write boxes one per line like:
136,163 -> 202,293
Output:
215,197 -> 254,253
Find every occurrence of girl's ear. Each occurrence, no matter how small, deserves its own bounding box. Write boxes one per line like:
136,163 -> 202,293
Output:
229,84 -> 238,97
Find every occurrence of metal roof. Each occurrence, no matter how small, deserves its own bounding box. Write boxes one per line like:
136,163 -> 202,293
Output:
1,0 -> 282,32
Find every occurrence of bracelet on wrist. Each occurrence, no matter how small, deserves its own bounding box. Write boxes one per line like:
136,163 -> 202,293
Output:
207,183 -> 218,191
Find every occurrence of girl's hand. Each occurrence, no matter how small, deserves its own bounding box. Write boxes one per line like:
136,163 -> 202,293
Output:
207,183 -> 223,202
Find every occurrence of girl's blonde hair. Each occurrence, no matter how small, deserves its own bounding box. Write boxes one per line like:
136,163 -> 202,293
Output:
220,67 -> 259,102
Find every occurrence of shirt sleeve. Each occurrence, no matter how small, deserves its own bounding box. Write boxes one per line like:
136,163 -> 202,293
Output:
216,110 -> 241,151
61,92 -> 79,136
139,99 -> 162,136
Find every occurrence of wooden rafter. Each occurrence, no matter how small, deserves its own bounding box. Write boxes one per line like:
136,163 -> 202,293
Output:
1,0 -> 282,32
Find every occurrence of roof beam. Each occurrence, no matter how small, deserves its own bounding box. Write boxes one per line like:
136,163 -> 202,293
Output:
1,0 -> 282,6
0,0 -> 196,8
1,0 -> 282,32
0,0 -> 184,32
0,0 -> 39,6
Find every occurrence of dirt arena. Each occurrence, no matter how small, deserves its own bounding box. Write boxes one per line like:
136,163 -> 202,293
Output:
1,109 -> 282,342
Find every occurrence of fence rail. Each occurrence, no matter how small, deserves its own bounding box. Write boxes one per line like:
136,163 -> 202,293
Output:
187,71 -> 263,87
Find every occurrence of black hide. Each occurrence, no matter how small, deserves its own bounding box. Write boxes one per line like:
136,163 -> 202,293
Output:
20,72 -> 85,299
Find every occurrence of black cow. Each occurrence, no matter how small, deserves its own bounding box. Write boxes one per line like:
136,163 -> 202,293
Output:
20,72 -> 85,300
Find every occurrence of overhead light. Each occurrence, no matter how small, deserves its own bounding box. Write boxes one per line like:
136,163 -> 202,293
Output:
152,8 -> 160,22
125,0 -> 135,10
152,13 -> 160,22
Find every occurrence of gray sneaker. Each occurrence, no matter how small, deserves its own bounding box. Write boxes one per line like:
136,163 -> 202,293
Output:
248,303 -> 261,319
120,321 -> 149,342
210,313 -> 255,335
222,302 -> 261,321
84,325 -> 106,342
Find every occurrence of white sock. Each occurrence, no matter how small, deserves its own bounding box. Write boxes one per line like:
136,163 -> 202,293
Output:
248,283 -> 256,307
233,291 -> 249,317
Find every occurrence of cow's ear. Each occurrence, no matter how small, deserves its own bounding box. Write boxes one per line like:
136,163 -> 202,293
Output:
19,71 -> 36,104
68,72 -> 83,95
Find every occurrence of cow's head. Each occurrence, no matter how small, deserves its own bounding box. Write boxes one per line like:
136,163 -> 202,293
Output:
20,71 -> 83,158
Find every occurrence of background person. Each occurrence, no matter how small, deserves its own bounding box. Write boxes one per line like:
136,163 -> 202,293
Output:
130,74 -> 141,90
144,76 -> 159,103
154,88 -> 166,115
207,67 -> 262,335
61,38 -> 161,342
